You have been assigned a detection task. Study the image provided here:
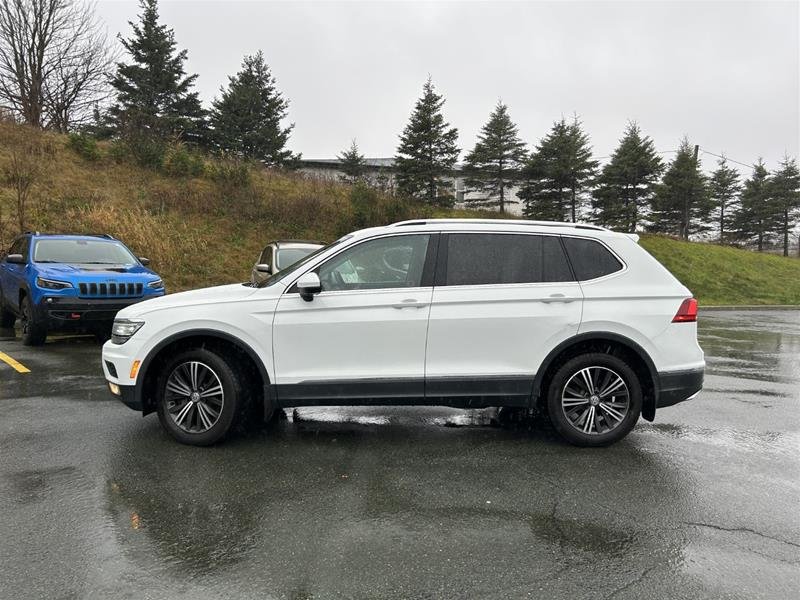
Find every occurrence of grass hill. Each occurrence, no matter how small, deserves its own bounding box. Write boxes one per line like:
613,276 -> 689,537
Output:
1,121 -> 798,306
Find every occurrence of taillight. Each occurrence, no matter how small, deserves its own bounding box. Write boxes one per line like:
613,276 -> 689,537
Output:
672,298 -> 698,323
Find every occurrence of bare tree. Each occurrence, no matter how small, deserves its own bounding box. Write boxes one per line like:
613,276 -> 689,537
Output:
0,0 -> 113,131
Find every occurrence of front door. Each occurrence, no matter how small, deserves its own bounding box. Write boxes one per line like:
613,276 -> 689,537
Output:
424,232 -> 583,405
272,233 -> 435,404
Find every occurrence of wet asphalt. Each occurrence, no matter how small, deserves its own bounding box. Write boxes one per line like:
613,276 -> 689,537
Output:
0,310 -> 798,599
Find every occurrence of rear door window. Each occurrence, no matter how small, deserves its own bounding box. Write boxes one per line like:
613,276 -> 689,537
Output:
444,233 -> 574,286
562,237 -> 624,280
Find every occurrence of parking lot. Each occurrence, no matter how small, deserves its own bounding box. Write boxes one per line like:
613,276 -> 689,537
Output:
0,309 -> 798,599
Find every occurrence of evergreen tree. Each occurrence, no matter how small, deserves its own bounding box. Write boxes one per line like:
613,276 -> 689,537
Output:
650,138 -> 711,239
708,157 -> 741,243
768,156 -> 800,256
109,0 -> 205,141
337,139 -> 367,183
462,102 -> 527,213
591,122 -> 663,232
733,160 -> 772,251
519,116 -> 597,222
395,78 -> 460,206
210,51 -> 295,165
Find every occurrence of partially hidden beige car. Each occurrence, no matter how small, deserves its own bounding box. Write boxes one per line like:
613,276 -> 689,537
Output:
251,240 -> 324,285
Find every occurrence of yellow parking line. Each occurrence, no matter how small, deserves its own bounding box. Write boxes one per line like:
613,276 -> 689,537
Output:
0,351 -> 30,374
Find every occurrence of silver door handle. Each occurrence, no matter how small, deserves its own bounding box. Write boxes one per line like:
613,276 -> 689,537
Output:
391,299 -> 427,309
541,294 -> 576,303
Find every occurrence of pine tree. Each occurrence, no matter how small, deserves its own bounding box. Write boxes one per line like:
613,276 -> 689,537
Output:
708,157 -> 741,243
395,78 -> 460,206
210,51 -> 295,165
733,160 -> 772,251
109,0 -> 205,141
462,102 -> 527,213
519,116 -> 597,222
591,122 -> 663,232
337,139 -> 366,184
768,156 -> 800,256
650,138 -> 711,239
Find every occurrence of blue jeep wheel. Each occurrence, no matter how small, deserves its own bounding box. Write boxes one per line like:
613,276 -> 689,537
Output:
20,295 -> 47,346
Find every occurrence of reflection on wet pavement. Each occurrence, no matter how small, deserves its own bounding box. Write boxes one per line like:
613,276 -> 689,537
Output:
0,310 -> 798,599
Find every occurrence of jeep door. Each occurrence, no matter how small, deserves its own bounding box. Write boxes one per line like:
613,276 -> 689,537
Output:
272,233 -> 436,404
424,232 -> 583,405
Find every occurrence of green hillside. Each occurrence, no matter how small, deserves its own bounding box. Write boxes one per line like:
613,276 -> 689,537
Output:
1,122 -> 797,306
640,235 -> 800,306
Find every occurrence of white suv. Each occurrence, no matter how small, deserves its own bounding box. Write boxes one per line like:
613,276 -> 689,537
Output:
102,219 -> 704,447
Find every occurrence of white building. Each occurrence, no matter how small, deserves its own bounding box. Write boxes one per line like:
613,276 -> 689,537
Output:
297,158 -> 525,215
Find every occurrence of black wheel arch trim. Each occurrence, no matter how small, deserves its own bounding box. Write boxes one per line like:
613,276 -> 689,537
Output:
531,331 -> 661,421
133,329 -> 273,418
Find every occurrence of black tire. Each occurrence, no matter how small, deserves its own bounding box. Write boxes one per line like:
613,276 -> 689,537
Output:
20,295 -> 47,346
156,348 -> 243,446
546,353 -> 642,447
0,290 -> 15,329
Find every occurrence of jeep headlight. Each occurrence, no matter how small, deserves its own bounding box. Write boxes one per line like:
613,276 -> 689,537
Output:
147,279 -> 163,289
36,277 -> 72,290
111,319 -> 144,344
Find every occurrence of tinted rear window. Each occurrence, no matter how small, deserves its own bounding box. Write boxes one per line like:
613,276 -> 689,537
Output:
562,237 -> 623,280
445,233 -> 573,286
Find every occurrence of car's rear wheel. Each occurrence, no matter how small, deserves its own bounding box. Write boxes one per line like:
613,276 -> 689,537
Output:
20,295 -> 47,346
0,292 -> 15,329
546,353 -> 642,447
156,348 -> 242,446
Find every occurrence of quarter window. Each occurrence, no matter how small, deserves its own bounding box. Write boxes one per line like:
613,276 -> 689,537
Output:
318,234 -> 430,291
445,233 -> 573,286
562,237 -> 623,280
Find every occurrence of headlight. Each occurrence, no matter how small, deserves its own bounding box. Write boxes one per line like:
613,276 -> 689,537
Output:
36,277 -> 72,290
147,279 -> 163,289
111,319 -> 145,345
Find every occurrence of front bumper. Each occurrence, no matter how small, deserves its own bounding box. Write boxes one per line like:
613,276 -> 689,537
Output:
107,381 -> 142,411
657,368 -> 704,408
35,295 -> 159,328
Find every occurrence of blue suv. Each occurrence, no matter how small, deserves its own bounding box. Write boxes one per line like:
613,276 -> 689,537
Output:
0,232 -> 165,345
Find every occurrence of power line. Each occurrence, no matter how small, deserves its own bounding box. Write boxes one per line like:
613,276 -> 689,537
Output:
698,148 -> 755,170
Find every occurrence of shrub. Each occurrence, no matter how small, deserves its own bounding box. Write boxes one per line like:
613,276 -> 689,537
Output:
210,159 -> 251,187
67,133 -> 101,161
163,143 -> 205,178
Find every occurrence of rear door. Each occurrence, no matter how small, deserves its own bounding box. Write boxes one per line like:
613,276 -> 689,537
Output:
424,232 -> 583,405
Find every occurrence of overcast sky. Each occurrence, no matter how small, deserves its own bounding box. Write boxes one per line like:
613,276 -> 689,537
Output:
96,0 -> 799,173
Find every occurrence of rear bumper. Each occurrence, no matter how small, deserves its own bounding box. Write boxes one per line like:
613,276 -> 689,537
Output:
35,295 -> 159,328
657,368 -> 704,408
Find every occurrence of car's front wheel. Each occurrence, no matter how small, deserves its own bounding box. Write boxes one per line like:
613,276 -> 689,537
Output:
156,348 -> 242,446
20,295 -> 47,346
546,353 -> 642,447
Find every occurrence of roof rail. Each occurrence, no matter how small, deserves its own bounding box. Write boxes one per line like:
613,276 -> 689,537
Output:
390,218 -> 608,232
22,232 -> 116,239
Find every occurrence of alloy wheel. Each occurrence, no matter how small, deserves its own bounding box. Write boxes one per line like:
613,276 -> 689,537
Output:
165,361 -> 225,434
561,366 -> 630,435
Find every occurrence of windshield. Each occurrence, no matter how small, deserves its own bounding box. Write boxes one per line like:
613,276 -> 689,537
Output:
260,237 -> 351,288
33,239 -> 138,265
276,247 -> 319,270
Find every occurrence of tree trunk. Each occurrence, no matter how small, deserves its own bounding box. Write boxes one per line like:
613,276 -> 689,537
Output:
720,203 -> 725,243
784,211 -> 789,257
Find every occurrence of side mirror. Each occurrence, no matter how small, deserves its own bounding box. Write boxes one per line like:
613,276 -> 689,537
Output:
296,271 -> 321,302
139,257 -> 150,266
255,264 -> 272,274
6,254 -> 24,264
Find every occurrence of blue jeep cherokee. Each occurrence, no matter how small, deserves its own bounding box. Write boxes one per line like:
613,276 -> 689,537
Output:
0,232 -> 165,346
